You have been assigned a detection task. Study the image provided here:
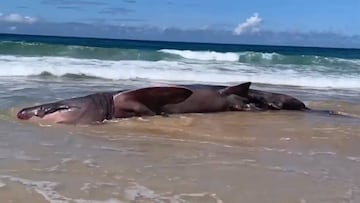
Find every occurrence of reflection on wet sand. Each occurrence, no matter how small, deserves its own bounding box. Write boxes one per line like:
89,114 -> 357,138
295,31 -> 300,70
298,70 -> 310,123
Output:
1,102 -> 360,202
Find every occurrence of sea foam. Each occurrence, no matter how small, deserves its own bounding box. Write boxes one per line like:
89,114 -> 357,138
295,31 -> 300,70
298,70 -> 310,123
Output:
0,175 -> 124,203
159,49 -> 239,61
0,55 -> 359,89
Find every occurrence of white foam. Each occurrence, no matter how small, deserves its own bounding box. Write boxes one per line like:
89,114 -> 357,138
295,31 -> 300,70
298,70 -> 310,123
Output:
261,52 -> 277,60
14,151 -> 41,161
0,175 -> 124,203
159,49 -> 287,63
0,175 -> 223,203
124,182 -> 224,202
347,156 -> 360,162
308,151 -> 336,156
39,142 -> 55,147
75,199 -> 123,203
93,146 -> 142,155
124,183 -> 158,201
159,49 -> 239,61
0,55 -> 359,89
0,180 -> 6,188
0,175 -> 69,203
83,159 -> 100,168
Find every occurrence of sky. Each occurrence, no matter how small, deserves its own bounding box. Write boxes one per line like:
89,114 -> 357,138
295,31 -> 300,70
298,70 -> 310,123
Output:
0,0 -> 359,48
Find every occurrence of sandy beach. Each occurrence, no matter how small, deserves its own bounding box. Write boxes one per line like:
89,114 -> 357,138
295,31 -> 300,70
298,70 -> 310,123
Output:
1,100 -> 359,202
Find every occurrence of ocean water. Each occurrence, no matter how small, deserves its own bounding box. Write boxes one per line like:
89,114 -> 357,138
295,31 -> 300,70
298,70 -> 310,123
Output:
0,33 -> 360,89
1,34 -> 360,202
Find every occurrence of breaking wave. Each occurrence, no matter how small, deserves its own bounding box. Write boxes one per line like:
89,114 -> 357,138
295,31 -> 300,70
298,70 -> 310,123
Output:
0,41 -> 359,68
159,49 -> 360,67
0,55 -> 359,89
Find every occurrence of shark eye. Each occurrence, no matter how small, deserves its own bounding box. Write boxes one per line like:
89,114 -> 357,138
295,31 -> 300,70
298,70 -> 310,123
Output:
34,110 -> 40,116
34,106 -> 46,117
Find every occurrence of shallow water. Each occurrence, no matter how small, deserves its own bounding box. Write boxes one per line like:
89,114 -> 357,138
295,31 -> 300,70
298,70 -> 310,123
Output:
1,77 -> 360,203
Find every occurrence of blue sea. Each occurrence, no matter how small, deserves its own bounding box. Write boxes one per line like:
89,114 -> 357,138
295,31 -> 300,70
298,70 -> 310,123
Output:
1,34 -> 360,202
0,33 -> 360,89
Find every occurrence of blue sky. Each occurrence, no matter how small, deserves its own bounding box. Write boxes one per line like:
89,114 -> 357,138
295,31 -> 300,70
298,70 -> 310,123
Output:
0,0 -> 359,48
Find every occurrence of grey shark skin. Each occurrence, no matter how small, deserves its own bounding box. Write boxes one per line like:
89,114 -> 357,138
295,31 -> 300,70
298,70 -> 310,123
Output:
17,86 -> 193,125
17,92 -> 114,125
180,84 -> 308,111
161,82 -> 252,114
179,83 -> 355,118
246,89 -> 308,110
246,88 -> 355,118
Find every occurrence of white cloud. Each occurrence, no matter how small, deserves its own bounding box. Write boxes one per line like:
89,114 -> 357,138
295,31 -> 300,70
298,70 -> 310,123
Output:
233,13 -> 262,35
0,13 -> 38,24
9,26 -> 17,31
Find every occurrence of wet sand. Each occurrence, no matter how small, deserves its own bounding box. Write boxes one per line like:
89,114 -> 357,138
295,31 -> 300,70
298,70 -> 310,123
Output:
1,102 -> 360,203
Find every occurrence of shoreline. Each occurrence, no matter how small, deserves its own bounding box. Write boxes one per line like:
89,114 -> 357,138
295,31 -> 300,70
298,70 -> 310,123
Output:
0,108 -> 360,202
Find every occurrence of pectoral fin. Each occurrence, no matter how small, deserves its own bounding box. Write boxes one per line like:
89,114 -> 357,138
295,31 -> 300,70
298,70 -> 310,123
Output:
113,86 -> 193,118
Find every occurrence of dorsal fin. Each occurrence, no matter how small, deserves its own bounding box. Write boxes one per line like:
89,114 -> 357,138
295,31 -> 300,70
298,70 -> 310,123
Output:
219,82 -> 251,97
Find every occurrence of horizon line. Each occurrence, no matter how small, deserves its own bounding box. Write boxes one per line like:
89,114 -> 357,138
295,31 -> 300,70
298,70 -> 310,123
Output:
1,32 -> 359,51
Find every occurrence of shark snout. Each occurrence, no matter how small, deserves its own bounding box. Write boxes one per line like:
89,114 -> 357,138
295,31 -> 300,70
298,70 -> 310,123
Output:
17,108 -> 37,120
17,104 -> 53,120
